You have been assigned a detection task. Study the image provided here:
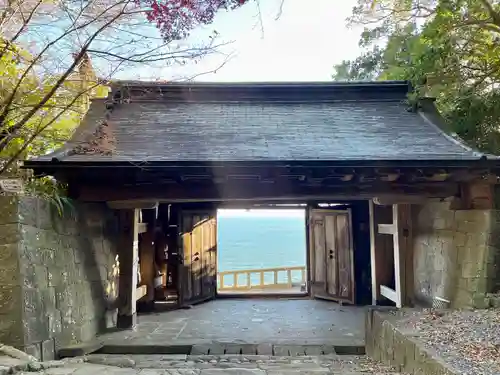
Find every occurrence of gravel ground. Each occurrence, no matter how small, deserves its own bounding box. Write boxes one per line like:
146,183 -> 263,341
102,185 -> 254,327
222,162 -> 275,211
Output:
392,308 -> 500,375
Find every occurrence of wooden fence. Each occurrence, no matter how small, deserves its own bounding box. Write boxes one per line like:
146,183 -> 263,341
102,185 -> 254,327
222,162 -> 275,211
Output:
217,266 -> 306,291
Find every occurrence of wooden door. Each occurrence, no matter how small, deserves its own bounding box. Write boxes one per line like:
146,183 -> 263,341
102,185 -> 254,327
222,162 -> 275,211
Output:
178,210 -> 217,306
308,209 -> 355,304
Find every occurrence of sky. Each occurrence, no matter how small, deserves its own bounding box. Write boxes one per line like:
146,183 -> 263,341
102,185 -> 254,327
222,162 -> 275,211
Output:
130,0 -> 365,82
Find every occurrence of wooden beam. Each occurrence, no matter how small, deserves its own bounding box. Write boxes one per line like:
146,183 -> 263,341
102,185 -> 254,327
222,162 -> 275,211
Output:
107,200 -> 159,209
372,195 -> 440,206
137,222 -> 148,234
117,209 -> 140,329
76,182 -> 459,203
136,285 -> 147,301
378,223 -> 396,235
380,285 -> 398,304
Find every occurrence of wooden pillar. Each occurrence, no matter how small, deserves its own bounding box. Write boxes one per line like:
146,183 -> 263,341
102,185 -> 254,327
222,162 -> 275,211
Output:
393,204 -> 413,307
140,208 -> 158,308
140,227 -> 156,305
369,200 -> 380,305
369,201 -> 393,305
117,209 -> 140,329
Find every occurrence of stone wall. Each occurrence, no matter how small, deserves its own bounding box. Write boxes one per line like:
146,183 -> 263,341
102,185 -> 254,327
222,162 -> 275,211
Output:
0,196 -> 119,360
412,201 -> 500,308
365,308 -> 459,375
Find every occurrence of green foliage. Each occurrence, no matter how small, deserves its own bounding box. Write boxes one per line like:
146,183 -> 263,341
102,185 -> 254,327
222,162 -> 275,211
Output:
0,42 -> 107,165
334,0 -> 500,155
24,175 -> 75,217
0,37 -> 109,204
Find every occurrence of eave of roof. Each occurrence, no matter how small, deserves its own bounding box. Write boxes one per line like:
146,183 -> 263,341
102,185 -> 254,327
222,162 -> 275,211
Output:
24,158 -> 499,170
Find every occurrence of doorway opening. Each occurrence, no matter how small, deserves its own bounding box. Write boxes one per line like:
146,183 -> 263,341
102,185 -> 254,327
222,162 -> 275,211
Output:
216,207 -> 308,296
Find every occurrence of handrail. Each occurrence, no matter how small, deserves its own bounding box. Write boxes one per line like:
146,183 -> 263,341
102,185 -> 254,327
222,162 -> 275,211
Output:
217,265 -> 306,291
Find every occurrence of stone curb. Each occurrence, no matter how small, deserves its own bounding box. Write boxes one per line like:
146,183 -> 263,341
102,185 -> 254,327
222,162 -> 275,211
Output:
365,308 -> 458,375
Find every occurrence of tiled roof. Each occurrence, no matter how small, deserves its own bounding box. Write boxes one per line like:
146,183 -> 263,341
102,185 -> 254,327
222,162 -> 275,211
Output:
28,81 -> 485,163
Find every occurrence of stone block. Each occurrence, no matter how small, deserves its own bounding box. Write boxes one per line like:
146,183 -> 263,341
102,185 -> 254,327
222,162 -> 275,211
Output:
364,309 -> 374,356
370,311 -> 383,362
41,339 -> 55,361
72,304 -> 91,326
53,212 -> 79,236
485,245 -> 499,264
57,320 -> 80,347
256,344 -> 273,356
104,309 -> 117,329
454,231 -> 467,247
461,261 -> 481,278
23,288 -> 44,318
0,224 -> 21,245
57,341 -> 103,359
55,286 -> 76,310
0,286 -> 22,315
403,337 -> 417,374
0,196 -> 22,225
467,277 -> 487,294
490,296 -> 500,307
0,197 -> 38,227
37,200 -> 62,232
24,316 -> 49,344
472,294 -> 490,309
433,218 -> 447,230
453,289 -> 473,308
34,265 -> 50,289
392,329 -> 405,371
23,343 -> 41,361
383,321 -> 395,366
47,310 -> 62,337
0,246 -> 20,287
0,314 -> 24,347
73,247 -> 83,264
41,288 -> 57,313
54,248 -> 74,269
414,343 -> 430,375
0,243 -> 19,265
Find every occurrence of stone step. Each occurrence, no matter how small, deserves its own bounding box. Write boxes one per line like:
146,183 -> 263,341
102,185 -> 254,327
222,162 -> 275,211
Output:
75,353 -> 404,374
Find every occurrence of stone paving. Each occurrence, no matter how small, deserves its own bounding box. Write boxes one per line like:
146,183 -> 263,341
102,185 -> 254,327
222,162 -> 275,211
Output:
99,299 -> 365,347
15,354 -> 405,374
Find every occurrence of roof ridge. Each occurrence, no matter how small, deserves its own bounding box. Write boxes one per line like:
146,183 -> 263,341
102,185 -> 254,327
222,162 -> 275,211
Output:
105,80 -> 410,104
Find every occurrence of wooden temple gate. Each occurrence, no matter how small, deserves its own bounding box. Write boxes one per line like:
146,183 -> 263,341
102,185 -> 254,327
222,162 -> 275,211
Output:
23,80 -> 500,328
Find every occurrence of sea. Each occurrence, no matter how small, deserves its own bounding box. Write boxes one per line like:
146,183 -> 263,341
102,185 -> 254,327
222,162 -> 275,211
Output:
217,209 -> 307,287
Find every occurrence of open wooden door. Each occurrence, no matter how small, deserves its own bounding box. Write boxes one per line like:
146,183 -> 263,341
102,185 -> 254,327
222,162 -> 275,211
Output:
308,208 -> 355,304
178,210 -> 217,307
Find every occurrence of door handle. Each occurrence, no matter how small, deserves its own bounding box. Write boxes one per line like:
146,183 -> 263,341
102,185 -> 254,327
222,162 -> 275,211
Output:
329,255 -> 334,259
329,249 -> 334,255
193,256 -> 200,262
